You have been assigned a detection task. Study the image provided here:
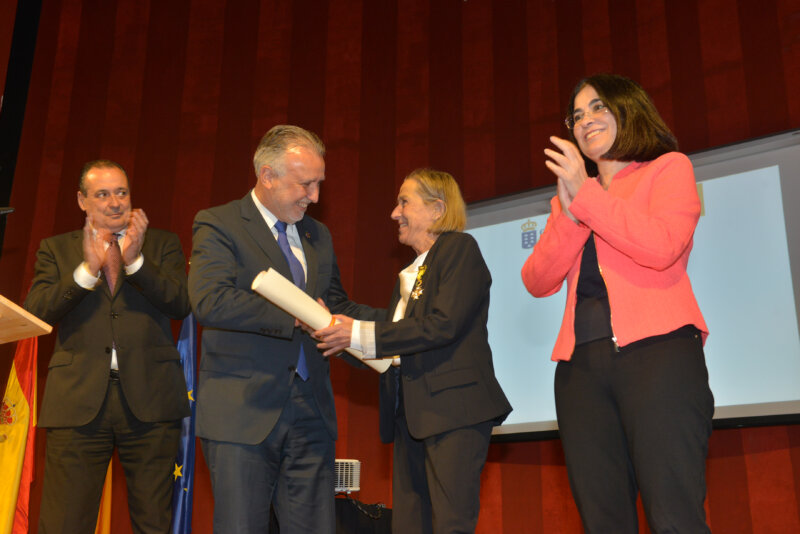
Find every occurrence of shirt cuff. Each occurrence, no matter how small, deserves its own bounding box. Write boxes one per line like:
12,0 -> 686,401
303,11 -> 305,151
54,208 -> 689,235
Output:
125,254 -> 144,275
74,262 -> 100,289
351,320 -> 377,358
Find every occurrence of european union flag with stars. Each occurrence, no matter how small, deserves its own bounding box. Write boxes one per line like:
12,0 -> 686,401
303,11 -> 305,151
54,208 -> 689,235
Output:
172,314 -> 197,534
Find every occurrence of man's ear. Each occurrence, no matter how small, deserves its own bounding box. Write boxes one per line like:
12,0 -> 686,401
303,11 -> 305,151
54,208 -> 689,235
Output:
258,165 -> 276,189
77,191 -> 87,212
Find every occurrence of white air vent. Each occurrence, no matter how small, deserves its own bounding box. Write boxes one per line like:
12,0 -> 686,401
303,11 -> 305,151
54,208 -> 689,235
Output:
335,459 -> 361,493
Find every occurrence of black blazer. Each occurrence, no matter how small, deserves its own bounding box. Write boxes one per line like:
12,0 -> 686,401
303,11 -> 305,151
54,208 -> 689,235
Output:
376,232 -> 512,442
24,228 -> 191,428
188,193 -> 380,445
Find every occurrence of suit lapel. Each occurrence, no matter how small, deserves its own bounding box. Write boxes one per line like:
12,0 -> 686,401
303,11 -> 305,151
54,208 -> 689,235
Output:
404,238 -> 440,318
404,279 -> 420,318
239,194 -> 295,282
387,282 -> 402,321
297,218 -> 318,297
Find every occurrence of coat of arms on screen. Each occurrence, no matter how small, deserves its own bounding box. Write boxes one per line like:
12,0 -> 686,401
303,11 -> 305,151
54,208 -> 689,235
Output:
521,219 -> 539,249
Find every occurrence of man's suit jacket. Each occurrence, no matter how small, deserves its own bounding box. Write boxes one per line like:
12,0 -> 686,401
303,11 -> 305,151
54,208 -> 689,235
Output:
188,193 -> 379,445
377,231 -> 512,442
24,228 -> 191,428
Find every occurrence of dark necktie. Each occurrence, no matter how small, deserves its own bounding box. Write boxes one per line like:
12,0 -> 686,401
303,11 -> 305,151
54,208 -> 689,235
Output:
103,233 -> 122,292
274,221 -> 309,381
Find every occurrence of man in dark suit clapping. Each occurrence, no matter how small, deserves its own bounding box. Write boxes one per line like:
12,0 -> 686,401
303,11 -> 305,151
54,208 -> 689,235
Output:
25,160 -> 191,534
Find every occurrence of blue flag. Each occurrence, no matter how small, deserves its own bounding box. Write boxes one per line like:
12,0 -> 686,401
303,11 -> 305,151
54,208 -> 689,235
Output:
172,314 -> 197,534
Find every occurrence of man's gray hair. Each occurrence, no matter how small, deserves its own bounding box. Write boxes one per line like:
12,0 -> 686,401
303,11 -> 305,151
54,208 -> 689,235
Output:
252,125 -> 326,177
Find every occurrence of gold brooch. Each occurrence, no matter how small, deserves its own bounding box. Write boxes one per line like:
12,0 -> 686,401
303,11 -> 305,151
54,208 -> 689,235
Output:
410,265 -> 426,300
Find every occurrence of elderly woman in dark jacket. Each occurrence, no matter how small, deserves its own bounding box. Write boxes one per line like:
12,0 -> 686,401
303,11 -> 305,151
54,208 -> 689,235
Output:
316,169 -> 511,534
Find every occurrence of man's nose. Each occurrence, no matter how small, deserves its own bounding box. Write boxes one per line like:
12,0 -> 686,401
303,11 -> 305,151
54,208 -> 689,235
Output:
307,184 -> 319,203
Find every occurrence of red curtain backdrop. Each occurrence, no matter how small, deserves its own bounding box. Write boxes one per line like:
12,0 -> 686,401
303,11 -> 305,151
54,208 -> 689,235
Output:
1,1 -> 800,532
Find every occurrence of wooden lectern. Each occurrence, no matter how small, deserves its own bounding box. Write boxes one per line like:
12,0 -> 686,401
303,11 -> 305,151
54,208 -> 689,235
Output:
0,294 -> 52,344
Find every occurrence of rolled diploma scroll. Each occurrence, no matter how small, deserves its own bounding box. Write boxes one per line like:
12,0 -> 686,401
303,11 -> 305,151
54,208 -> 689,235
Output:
252,269 -> 392,373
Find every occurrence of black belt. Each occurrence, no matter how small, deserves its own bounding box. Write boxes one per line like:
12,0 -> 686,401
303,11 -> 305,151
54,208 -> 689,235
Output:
109,369 -> 120,381
622,324 -> 700,352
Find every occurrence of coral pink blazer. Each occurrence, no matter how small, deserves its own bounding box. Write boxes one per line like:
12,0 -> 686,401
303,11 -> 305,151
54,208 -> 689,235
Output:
522,152 -> 708,362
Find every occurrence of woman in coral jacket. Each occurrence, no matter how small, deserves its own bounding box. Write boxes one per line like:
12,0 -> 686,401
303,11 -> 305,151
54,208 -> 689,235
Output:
521,73 -> 713,533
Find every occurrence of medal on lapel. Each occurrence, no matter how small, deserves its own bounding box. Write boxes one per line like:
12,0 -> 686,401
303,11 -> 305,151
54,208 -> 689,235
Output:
410,264 -> 426,300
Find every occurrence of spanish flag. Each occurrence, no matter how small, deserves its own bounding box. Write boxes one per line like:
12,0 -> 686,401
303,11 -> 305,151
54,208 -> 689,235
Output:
0,337 -> 38,534
94,461 -> 112,534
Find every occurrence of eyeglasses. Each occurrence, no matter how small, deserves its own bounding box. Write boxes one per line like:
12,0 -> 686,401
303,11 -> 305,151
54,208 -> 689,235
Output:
565,101 -> 610,130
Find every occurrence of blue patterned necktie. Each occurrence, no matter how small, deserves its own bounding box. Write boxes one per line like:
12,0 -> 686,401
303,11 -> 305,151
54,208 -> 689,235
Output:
274,221 -> 309,381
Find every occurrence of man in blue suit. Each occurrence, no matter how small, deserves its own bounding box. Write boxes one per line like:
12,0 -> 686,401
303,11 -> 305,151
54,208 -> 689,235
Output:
188,125 -> 377,534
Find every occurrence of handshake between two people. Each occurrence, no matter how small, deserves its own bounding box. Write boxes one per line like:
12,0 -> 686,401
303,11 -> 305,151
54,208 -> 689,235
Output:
296,301 -> 353,358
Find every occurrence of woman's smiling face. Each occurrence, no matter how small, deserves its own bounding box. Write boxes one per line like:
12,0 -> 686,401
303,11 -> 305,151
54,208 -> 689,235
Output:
391,178 -> 440,255
572,84 -> 617,163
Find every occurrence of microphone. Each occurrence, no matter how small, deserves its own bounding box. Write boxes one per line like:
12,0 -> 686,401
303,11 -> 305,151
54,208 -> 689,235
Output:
0,207 -> 14,215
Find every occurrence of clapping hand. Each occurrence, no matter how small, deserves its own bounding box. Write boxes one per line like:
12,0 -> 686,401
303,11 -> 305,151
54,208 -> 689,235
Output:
122,209 -> 148,265
82,216 -> 107,274
544,136 -> 588,223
